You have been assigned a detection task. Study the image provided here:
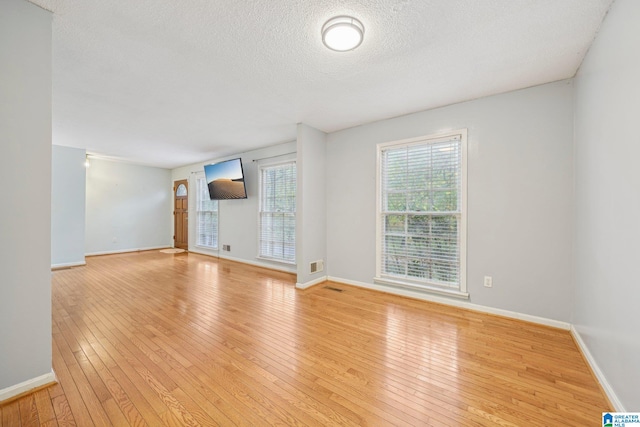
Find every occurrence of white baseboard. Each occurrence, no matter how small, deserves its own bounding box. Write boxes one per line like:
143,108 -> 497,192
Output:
296,275 -> 328,289
327,276 -> 571,330
0,370 -> 57,403
570,325 -> 624,411
51,260 -> 86,269
85,246 -> 170,257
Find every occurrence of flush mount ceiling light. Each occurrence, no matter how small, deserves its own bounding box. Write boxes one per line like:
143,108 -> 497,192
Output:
322,16 -> 364,52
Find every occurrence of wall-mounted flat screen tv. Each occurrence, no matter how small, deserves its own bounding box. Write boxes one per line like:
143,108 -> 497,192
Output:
204,158 -> 247,200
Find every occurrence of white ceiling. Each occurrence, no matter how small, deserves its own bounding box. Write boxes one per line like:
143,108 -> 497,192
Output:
30,0 -> 613,169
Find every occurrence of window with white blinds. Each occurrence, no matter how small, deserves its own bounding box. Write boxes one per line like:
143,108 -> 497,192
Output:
376,131 -> 467,295
259,162 -> 296,263
196,176 -> 218,249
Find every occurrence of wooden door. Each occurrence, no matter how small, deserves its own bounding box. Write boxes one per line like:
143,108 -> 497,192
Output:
174,180 -> 188,250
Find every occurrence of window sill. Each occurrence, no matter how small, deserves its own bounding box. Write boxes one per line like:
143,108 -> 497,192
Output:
256,256 -> 296,266
194,245 -> 218,251
373,276 -> 469,300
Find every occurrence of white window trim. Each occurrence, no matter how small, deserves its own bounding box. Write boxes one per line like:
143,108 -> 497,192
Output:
257,159 -> 297,265
374,129 -> 468,299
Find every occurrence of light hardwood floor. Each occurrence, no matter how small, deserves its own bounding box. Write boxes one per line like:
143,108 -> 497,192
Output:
1,251 -> 610,426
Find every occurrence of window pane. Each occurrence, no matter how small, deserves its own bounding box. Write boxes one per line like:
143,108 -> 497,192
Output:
176,184 -> 187,196
384,235 -> 405,256
196,177 -> 218,248
384,256 -> 407,276
407,215 -> 429,235
431,189 -> 457,211
407,258 -> 430,279
407,191 -> 430,211
386,192 -> 406,211
384,150 -> 407,190
407,236 -> 429,258
259,162 -> 296,262
385,215 -> 405,234
378,134 -> 463,289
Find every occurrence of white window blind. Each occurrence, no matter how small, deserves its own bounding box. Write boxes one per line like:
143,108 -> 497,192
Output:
377,132 -> 466,292
196,176 -> 218,249
259,162 -> 296,263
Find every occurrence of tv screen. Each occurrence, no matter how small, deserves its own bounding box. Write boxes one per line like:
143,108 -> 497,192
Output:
204,158 -> 247,200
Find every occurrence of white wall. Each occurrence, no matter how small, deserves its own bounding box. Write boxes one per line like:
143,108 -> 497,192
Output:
171,141 -> 297,272
327,80 -> 575,322
573,0 -> 640,411
52,145 -> 86,267
0,0 -> 54,394
296,124 -> 327,286
85,158 -> 172,255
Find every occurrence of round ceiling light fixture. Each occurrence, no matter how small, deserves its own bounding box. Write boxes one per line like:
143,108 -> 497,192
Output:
321,16 -> 364,52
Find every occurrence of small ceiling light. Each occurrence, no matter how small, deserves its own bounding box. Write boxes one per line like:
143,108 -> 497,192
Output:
84,155 -> 91,168
322,16 -> 364,52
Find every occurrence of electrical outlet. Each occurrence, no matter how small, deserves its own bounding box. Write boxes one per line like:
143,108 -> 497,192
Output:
484,276 -> 493,288
222,245 -> 230,251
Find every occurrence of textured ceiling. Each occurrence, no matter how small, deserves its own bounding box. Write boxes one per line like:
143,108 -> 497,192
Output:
30,0 -> 613,168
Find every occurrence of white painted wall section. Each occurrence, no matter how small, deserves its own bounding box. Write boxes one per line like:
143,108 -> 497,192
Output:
52,145 -> 86,267
85,158 -> 172,255
0,0 -> 55,395
573,0 -> 640,411
326,80 -> 575,322
296,124 -> 327,287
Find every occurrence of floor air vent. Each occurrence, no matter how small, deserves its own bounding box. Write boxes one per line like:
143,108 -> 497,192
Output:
324,286 -> 344,292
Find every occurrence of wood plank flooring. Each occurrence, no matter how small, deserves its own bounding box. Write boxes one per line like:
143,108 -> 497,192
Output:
1,251 -> 611,426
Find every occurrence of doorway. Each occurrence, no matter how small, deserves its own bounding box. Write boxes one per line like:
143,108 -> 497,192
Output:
174,180 -> 188,249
